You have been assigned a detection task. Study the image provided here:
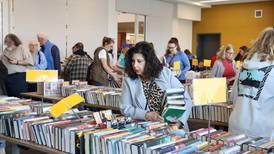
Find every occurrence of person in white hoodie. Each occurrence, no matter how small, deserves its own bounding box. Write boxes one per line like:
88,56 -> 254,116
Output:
229,27 -> 274,138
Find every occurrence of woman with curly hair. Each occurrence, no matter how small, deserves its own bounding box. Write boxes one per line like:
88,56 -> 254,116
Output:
120,41 -> 192,129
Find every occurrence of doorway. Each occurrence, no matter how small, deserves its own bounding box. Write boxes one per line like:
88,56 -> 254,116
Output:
117,12 -> 146,55
197,33 -> 221,60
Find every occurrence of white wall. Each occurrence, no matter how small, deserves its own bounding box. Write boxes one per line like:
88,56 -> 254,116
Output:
12,0 -> 67,58
174,2 -> 198,52
0,0 -> 10,52
67,0 -> 109,58
177,3 -> 201,21
116,0 -> 175,56
10,0 -> 113,59
116,0 -> 196,56
172,19 -> 193,52
117,13 -> 135,23
107,0 -> 118,60
116,0 -> 149,15
4,0 -> 197,59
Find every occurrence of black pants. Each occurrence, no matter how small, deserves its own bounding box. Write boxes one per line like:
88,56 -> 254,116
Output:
28,83 -> 37,92
180,80 -> 186,84
5,72 -> 28,97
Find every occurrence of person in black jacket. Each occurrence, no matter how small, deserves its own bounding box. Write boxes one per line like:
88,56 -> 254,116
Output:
0,61 -> 7,95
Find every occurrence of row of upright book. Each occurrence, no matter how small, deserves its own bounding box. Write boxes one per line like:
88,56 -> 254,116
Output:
0,96 -> 274,154
61,82 -> 233,124
189,103 -> 233,123
61,83 -> 122,108
189,128 -> 274,154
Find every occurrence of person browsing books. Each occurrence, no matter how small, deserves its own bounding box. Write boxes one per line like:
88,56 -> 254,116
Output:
120,41 -> 192,129
229,27 -> 274,138
0,34 -> 34,97
211,44 -> 237,86
29,40 -> 47,70
63,42 -> 92,82
163,37 -> 190,84
88,37 -> 122,87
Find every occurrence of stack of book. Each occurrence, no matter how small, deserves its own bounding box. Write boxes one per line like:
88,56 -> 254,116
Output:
189,103 -> 233,123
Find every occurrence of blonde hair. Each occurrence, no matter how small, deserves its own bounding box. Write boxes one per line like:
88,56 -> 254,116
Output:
217,44 -> 234,60
246,27 -> 274,62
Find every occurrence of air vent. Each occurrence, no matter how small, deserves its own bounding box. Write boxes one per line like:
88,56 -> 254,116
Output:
255,10 -> 263,18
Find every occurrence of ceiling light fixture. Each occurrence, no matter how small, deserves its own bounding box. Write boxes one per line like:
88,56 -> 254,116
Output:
200,0 -> 230,3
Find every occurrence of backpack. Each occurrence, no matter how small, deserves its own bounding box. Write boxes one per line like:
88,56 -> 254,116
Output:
86,53 -> 94,84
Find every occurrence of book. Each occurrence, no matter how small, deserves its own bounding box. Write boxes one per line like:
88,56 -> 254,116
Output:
193,78 -> 227,105
204,59 -> 211,67
49,93 -> 85,118
161,106 -> 185,123
26,70 -> 58,82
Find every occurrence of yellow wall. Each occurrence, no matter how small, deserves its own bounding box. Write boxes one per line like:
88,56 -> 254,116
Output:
192,1 -> 274,56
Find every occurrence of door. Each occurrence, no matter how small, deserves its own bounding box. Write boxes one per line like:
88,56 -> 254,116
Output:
197,33 -> 221,60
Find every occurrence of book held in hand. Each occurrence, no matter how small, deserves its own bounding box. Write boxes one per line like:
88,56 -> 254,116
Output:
161,106 -> 185,123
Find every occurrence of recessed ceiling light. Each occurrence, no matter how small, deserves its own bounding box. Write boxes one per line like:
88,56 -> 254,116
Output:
200,0 -> 230,3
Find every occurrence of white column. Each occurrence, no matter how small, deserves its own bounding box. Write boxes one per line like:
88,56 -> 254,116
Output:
134,14 -> 139,44
108,0 -> 118,62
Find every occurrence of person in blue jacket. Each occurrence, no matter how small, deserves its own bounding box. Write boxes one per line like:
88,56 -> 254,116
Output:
163,37 -> 190,83
37,32 -> 61,76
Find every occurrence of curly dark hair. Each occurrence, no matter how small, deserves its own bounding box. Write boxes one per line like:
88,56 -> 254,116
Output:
125,41 -> 163,80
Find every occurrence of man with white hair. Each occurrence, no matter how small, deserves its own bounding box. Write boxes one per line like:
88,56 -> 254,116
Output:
37,32 -> 61,75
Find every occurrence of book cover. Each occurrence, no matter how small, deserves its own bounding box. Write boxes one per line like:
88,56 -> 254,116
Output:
162,106 -> 185,123
49,93 -> 84,118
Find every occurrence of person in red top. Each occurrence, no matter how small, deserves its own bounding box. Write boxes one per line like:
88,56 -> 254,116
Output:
210,47 -> 222,67
211,44 -> 237,85
210,54 -> 217,67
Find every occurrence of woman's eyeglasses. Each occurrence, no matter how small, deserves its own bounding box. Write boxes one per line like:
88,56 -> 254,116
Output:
226,51 -> 234,55
168,46 -> 176,49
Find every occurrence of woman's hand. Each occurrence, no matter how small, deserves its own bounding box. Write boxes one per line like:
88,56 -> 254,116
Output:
145,112 -> 164,122
174,121 -> 183,129
9,59 -> 18,65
